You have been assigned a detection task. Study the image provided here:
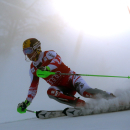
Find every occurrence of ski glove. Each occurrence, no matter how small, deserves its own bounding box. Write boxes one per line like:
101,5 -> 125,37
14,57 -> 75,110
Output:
38,66 -> 50,71
36,66 -> 51,78
17,100 -> 30,114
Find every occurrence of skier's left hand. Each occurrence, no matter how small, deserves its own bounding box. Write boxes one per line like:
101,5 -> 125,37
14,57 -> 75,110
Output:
17,100 -> 31,114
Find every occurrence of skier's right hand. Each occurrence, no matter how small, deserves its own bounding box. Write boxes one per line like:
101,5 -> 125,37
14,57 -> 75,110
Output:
17,100 -> 30,114
36,66 -> 51,78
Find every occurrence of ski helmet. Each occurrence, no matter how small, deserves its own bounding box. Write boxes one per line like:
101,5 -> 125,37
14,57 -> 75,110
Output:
23,38 -> 41,61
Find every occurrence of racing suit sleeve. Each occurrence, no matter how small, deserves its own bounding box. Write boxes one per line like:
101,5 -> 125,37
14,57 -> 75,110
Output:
46,51 -> 62,71
26,69 -> 39,102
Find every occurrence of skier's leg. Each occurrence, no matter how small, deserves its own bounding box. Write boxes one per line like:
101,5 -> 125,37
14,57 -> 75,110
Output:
83,88 -> 115,99
72,76 -> 115,99
47,86 -> 86,107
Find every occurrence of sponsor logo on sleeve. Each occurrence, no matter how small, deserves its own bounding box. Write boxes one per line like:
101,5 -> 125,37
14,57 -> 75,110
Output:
31,67 -> 35,73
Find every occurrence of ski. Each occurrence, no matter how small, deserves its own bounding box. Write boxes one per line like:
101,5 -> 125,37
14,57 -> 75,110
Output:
35,110 -> 65,119
63,103 -> 130,117
27,103 -> 130,119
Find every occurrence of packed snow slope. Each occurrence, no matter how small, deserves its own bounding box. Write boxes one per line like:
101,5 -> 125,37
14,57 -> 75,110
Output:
0,109 -> 130,130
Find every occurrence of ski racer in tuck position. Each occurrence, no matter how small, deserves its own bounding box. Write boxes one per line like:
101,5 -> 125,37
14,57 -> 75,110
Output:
17,38 -> 115,114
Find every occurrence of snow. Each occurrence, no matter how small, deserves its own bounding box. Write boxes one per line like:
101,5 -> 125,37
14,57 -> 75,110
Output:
0,110 -> 130,130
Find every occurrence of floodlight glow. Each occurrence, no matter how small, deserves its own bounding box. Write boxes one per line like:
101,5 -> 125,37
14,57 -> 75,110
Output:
52,0 -> 130,37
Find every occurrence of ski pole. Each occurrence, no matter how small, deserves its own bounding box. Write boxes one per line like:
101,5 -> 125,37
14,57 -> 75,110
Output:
36,70 -> 130,79
54,73 -> 130,79
27,109 -> 36,113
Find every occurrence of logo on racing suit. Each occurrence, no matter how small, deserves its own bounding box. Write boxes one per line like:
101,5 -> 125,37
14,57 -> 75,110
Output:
51,90 -> 60,96
48,53 -> 55,58
46,71 -> 61,85
75,82 -> 84,93
31,67 -> 35,73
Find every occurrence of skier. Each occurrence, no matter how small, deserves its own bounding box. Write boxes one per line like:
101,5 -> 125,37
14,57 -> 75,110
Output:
17,38 -> 115,114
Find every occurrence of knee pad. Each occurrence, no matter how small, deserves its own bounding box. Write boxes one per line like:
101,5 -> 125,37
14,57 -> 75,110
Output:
47,88 -> 61,98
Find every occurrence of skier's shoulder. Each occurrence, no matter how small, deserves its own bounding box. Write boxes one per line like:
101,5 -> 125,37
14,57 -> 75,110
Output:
44,50 -> 58,58
44,50 -> 56,55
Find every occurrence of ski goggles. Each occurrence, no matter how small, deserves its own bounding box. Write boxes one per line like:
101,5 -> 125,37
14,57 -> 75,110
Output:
23,47 -> 34,55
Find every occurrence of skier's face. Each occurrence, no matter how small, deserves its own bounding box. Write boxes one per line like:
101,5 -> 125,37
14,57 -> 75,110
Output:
27,51 -> 37,61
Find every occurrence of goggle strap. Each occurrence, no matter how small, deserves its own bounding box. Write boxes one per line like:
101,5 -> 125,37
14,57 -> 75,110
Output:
33,41 -> 41,50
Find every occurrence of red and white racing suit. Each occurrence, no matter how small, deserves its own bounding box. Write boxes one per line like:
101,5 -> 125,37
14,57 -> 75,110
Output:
26,50 -> 91,105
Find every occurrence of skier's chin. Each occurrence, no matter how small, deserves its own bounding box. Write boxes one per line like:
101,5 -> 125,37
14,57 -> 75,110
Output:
28,57 -> 36,62
32,58 -> 38,62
